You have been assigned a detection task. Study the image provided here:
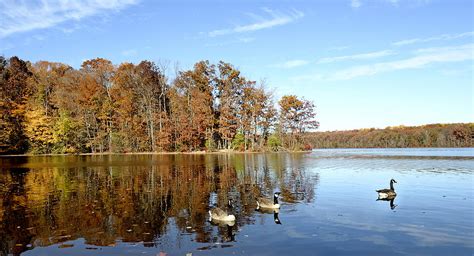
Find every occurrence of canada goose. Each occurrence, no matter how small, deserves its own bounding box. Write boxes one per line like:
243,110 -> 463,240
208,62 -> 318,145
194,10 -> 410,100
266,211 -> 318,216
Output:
376,179 -> 397,199
256,192 -> 281,209
209,199 -> 236,222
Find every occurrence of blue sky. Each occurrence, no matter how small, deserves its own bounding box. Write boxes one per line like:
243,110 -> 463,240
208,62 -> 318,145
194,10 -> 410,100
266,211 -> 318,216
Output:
0,0 -> 472,131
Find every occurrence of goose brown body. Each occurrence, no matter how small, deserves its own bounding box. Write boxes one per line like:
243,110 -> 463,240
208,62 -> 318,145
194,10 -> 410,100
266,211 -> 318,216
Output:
209,200 -> 235,222
376,179 -> 397,199
256,192 -> 281,209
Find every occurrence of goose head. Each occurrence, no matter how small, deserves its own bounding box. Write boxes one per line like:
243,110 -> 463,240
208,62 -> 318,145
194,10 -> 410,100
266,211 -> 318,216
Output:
390,179 -> 397,184
274,192 -> 281,199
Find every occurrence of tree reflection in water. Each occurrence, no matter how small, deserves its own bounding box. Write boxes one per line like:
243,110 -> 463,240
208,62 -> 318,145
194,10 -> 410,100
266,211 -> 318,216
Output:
0,153 -> 317,255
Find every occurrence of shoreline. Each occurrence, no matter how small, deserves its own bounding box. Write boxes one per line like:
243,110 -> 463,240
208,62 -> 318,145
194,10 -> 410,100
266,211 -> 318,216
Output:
0,150 -> 313,157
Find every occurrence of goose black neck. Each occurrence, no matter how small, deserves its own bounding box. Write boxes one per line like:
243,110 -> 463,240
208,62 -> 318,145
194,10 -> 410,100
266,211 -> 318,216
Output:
390,180 -> 395,191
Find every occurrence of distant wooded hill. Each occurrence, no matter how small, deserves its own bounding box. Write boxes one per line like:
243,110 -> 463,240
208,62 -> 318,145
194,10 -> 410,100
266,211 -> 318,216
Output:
305,123 -> 473,148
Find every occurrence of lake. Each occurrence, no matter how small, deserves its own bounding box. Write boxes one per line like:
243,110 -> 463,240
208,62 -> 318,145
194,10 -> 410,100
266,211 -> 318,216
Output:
0,148 -> 473,256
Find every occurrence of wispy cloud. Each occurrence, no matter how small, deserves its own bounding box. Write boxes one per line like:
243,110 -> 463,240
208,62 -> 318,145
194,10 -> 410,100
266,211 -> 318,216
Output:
318,50 -> 395,64
239,37 -> 256,43
328,44 -> 473,80
208,8 -> 304,37
351,0 -> 430,9
387,0 -> 400,6
272,59 -> 310,69
440,65 -> 474,77
329,45 -> 350,51
392,31 -> 474,46
121,48 -> 138,57
205,37 -> 256,47
0,0 -> 139,38
351,0 -> 362,8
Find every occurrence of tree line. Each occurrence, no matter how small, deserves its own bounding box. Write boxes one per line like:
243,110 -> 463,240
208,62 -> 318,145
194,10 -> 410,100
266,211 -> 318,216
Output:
305,123 -> 473,148
0,56 -> 319,154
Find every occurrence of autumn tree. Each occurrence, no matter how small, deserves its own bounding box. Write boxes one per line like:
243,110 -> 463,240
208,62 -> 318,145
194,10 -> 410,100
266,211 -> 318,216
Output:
278,95 -> 319,149
79,58 -> 115,152
22,61 -> 75,153
51,68 -> 89,153
134,61 -> 170,151
0,56 -> 32,154
111,62 -> 143,152
216,61 -> 245,150
170,61 -> 216,151
0,56 -> 325,154
239,82 -> 276,150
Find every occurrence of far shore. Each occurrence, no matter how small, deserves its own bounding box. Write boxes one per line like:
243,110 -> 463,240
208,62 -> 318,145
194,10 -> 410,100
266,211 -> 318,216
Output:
0,150 -> 313,157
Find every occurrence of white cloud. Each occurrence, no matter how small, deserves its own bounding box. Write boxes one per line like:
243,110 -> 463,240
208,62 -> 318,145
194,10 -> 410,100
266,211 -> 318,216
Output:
0,0 -> 139,38
329,45 -> 350,51
318,50 -> 395,64
387,0 -> 400,6
272,59 -> 310,69
208,8 -> 304,37
351,0 -> 362,8
328,44 -> 474,80
204,37 -> 256,47
121,48 -> 138,57
392,31 -> 474,46
239,37 -> 256,43
352,0 -> 430,9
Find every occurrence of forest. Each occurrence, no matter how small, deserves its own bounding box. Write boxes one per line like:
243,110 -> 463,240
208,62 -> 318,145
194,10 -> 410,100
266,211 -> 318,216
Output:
0,56 -> 318,154
306,123 -> 474,148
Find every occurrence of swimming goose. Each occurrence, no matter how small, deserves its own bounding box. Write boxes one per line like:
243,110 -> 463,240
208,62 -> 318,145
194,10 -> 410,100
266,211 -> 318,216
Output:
376,179 -> 397,199
209,199 -> 236,222
256,192 -> 281,209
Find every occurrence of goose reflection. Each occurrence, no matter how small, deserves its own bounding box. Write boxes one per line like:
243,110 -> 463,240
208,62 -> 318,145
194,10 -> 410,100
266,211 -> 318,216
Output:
0,153 -> 317,255
377,197 -> 398,210
256,208 -> 282,225
209,220 -> 236,242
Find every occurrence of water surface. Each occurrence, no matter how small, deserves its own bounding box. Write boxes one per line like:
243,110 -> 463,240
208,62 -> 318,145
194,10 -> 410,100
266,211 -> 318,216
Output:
1,149 -> 473,255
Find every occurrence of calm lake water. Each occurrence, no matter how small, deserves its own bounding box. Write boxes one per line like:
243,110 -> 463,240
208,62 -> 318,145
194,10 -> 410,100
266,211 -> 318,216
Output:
0,148 -> 473,256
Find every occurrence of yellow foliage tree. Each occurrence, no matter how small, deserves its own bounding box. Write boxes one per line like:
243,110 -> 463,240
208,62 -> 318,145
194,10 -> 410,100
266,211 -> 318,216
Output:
23,107 -> 55,153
